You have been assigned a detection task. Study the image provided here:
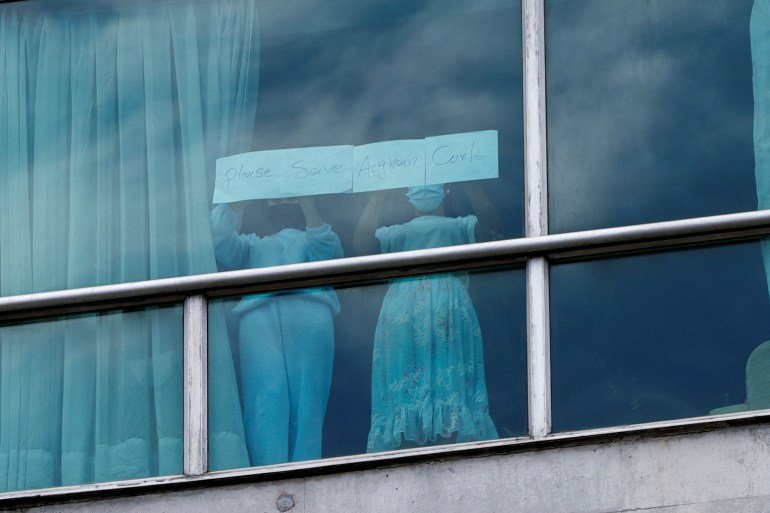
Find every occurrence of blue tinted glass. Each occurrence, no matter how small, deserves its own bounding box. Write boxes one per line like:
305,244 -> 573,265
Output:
1,0 -> 523,298
547,0 -> 758,232
208,268 -> 526,470
551,241 -> 770,431
0,305 -> 183,492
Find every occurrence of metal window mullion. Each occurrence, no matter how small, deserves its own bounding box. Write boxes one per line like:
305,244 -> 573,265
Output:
183,295 -> 208,476
523,0 -> 551,439
526,258 -> 551,438
523,0 -> 548,239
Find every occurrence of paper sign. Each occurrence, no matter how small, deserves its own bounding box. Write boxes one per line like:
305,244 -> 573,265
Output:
425,130 -> 498,185
214,150 -> 283,203
214,146 -> 353,203
279,146 -> 353,197
212,131 -> 499,203
352,140 -> 425,193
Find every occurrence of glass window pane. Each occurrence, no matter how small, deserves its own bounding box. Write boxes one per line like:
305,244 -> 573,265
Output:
1,0 -> 523,298
208,268 -> 526,470
0,305 -> 183,492
551,241 -> 770,432
546,0 -> 758,232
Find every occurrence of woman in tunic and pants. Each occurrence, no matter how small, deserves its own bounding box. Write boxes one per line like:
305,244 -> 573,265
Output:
211,198 -> 342,465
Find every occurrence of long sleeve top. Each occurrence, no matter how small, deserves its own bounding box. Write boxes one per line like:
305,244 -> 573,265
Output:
210,203 -> 343,314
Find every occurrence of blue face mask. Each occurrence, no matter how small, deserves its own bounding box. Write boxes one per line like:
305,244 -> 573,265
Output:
407,185 -> 445,213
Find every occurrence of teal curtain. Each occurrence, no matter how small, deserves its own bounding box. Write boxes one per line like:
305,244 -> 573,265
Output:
755,1 -> 770,297
0,0 -> 256,491
755,0 -> 770,209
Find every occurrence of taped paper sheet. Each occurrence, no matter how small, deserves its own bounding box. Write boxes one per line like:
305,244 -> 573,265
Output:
213,130 -> 499,203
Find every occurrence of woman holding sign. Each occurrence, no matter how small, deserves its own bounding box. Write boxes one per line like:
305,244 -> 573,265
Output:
354,183 -> 499,452
211,197 -> 342,466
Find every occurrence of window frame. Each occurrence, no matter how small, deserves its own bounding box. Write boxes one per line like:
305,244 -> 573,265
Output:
2,0 -> 770,503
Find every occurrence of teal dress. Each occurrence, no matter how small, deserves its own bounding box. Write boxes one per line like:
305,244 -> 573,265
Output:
367,215 -> 498,453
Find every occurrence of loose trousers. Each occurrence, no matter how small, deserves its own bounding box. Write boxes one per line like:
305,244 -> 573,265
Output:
238,295 -> 335,466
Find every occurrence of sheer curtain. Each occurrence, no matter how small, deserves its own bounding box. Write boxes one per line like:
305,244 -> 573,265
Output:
0,0 -> 257,491
755,1 -> 770,306
756,2 -> 770,227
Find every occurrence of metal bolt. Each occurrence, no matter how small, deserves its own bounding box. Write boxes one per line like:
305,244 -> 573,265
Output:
276,493 -> 295,512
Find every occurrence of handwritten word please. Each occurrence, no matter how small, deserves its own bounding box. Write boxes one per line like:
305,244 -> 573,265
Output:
226,164 -> 274,190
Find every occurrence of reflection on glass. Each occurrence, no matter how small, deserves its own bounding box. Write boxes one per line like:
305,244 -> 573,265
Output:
1,0 -> 524,488
546,0 -> 756,232
244,0 -> 523,249
1,0 -> 253,475
209,269 -> 527,470
551,242 -> 770,432
0,0 -> 523,299
0,0 -> 259,299
0,305 -> 183,493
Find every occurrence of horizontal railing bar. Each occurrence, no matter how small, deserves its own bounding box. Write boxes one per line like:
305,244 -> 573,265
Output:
2,209 -> 770,321
0,255 -> 524,322
549,223 -> 770,261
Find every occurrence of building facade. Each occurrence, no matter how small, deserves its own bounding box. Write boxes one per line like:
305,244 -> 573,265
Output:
1,0 -> 769,511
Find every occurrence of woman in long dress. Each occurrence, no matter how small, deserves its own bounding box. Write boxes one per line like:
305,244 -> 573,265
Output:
354,184 -> 499,452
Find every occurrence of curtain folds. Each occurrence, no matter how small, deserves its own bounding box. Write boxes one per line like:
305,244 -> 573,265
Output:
0,0 -> 258,491
754,1 -> 770,298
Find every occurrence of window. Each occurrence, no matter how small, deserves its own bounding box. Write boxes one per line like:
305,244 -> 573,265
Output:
209,270 -> 527,471
544,0 -> 770,433
1,0 -> 769,501
551,241 -> 770,431
0,305 -> 182,492
1,0 -> 524,300
547,0 -> 757,232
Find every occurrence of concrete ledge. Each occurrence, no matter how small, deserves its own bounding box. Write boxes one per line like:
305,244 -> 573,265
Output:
7,419 -> 770,513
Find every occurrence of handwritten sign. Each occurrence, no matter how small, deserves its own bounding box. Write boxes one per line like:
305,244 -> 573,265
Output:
213,130 -> 499,203
425,130 -> 498,185
352,140 -> 425,193
213,146 -> 353,203
280,146 -> 353,197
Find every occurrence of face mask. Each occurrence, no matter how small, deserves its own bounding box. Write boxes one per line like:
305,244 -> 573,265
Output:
407,185 -> 445,213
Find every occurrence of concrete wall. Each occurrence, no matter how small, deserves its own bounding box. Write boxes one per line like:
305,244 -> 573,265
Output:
8,421 -> 770,513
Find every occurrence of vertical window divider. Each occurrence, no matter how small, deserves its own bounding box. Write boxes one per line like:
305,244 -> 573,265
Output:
183,294 -> 208,476
522,0 -> 552,439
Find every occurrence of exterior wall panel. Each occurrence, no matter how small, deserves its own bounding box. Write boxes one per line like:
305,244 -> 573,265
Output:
9,421 -> 770,513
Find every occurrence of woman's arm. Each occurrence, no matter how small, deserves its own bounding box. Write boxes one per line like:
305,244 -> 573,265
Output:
210,202 -> 254,270
353,192 -> 388,256
298,196 -> 344,260
464,182 -> 500,242
297,196 -> 324,228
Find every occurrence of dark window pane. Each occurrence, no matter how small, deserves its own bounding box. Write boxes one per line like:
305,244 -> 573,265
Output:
547,0 -> 758,232
551,241 -> 770,431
